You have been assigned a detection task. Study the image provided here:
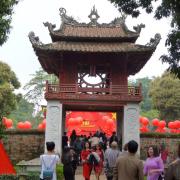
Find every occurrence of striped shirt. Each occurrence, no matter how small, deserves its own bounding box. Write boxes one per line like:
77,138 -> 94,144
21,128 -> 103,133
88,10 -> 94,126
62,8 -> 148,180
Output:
104,148 -> 120,167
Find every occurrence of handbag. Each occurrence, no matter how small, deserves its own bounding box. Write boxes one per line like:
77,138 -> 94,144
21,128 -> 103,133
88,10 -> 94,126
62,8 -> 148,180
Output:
42,156 -> 56,180
158,172 -> 165,180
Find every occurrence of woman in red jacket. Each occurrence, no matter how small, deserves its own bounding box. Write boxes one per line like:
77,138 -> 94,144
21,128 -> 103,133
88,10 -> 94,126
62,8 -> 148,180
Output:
81,141 -> 92,180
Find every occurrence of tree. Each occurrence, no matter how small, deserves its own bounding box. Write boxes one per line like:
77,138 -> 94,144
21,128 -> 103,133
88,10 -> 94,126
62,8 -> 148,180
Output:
149,72 -> 180,121
109,0 -> 180,77
129,77 -> 160,119
23,68 -> 58,106
8,97 -> 34,124
0,61 -> 20,138
0,0 -> 19,45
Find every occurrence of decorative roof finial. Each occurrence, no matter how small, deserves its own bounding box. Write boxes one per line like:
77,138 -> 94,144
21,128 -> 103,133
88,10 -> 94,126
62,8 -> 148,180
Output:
88,5 -> 100,25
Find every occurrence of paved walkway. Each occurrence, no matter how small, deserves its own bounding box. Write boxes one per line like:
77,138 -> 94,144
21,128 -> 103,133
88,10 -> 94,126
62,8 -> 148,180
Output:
75,174 -> 106,180
75,166 -> 106,180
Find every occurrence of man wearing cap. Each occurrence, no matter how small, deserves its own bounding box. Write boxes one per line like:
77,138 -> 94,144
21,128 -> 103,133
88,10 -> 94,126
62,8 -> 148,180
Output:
113,140 -> 144,180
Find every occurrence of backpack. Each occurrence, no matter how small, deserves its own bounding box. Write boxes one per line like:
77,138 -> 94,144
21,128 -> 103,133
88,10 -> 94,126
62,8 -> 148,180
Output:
42,155 -> 56,180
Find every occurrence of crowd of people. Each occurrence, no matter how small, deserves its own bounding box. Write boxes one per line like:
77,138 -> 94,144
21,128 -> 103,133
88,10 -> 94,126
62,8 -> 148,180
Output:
39,130 -> 180,180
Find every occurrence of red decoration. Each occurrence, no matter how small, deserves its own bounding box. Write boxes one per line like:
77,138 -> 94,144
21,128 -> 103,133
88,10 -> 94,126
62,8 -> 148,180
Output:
4,119 -> 13,129
139,117 -> 144,124
158,120 -> 166,128
142,117 -> 149,126
17,122 -> 25,129
38,123 -> 44,130
24,121 -> 32,129
140,126 -> 149,133
152,118 -> 159,126
42,119 -> 46,129
168,122 -> 175,129
0,140 -> 16,175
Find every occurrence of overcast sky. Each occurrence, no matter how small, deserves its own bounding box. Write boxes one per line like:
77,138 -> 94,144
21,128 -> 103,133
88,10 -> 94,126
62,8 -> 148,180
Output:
0,0 -> 171,92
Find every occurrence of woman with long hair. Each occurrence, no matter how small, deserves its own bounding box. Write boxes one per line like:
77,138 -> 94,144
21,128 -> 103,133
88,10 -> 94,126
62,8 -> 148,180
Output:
93,144 -> 104,180
144,146 -> 164,180
81,141 -> 92,180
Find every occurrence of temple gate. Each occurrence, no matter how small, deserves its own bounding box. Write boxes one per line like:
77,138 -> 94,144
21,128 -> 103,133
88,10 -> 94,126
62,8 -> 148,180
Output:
29,7 -> 161,154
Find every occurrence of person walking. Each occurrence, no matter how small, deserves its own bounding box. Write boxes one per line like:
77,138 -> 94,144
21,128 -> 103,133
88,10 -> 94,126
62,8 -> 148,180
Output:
104,141 -> 120,180
40,141 -> 60,180
93,144 -> 104,180
81,141 -> 92,180
113,140 -> 144,180
143,146 -> 164,180
62,147 -> 77,180
165,144 -> 180,180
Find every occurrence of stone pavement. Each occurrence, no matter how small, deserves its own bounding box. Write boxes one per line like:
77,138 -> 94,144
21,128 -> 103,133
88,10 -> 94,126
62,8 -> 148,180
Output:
75,165 -> 106,180
75,174 -> 106,180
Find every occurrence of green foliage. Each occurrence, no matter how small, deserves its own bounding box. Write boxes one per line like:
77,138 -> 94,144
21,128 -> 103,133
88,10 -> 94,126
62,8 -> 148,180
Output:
129,77 -> 160,119
108,0 -> 180,77
56,164 -> 64,180
0,61 -> 20,138
141,109 -> 160,120
149,72 -> 180,121
23,68 -> 58,106
0,175 -> 18,180
0,0 -> 18,45
7,97 -> 34,125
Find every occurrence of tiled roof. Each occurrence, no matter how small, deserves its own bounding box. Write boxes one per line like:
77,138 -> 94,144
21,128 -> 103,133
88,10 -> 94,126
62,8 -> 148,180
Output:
55,25 -> 130,38
37,41 -> 153,53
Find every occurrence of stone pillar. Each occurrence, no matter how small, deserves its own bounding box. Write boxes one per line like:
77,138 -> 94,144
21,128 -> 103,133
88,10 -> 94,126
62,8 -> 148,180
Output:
122,103 -> 140,150
116,110 -> 123,150
45,100 -> 62,155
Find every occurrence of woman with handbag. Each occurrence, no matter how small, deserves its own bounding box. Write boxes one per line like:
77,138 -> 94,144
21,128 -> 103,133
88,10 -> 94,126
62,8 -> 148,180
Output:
144,146 -> 164,180
93,144 -> 104,180
40,141 -> 60,180
81,141 -> 92,180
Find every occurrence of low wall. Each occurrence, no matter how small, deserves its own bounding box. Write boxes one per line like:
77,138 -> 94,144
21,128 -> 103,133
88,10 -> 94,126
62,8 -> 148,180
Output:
2,130 -> 180,164
3,130 -> 45,164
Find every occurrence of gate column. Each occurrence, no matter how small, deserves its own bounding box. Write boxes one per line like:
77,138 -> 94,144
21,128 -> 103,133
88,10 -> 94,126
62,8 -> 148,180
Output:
45,100 -> 63,155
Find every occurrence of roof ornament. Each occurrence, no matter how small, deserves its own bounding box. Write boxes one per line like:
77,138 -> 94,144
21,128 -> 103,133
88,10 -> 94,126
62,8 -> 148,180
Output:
146,33 -> 161,48
59,7 -> 78,25
88,6 -> 100,25
28,31 -> 43,46
133,23 -> 145,33
43,22 -> 56,32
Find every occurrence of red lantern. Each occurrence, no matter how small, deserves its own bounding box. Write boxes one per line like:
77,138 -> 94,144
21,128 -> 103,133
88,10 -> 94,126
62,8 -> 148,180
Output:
24,121 -> 32,129
68,118 -> 75,126
158,121 -> 166,128
42,119 -> 46,129
140,126 -> 149,133
168,122 -> 175,129
4,119 -> 13,128
76,116 -> 83,125
139,117 -> 144,124
152,118 -> 159,126
174,120 -> 179,129
106,118 -> 114,126
38,123 -> 44,130
142,117 -> 149,126
17,122 -> 25,129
